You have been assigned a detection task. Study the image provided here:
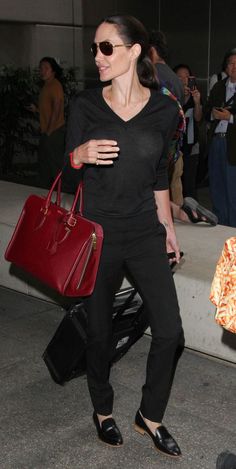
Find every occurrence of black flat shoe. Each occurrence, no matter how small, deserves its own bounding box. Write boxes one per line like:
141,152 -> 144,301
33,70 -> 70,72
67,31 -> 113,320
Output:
93,412 -> 123,447
216,451 -> 236,469
181,197 -> 218,226
134,410 -> 181,458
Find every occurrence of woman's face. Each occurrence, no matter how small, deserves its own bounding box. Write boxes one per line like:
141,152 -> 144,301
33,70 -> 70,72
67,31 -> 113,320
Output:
93,22 -> 134,82
39,61 -> 55,82
175,67 -> 190,96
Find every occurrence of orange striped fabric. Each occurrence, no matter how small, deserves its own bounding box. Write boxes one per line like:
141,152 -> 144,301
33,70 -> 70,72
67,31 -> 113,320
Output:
210,237 -> 236,334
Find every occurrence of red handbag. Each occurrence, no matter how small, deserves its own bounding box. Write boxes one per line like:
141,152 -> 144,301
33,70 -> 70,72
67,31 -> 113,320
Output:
5,171 -> 103,297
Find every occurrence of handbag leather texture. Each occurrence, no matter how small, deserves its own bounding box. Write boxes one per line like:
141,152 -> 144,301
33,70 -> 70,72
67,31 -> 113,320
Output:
4,171 -> 103,297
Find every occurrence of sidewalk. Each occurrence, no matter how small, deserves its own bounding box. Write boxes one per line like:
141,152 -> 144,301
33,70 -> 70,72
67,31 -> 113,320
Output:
0,285 -> 235,469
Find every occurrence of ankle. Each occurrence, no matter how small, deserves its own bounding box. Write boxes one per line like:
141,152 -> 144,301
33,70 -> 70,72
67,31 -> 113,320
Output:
140,411 -> 161,434
97,413 -> 113,426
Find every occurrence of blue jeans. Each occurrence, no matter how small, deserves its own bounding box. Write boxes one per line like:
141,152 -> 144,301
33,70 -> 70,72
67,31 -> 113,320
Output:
208,135 -> 236,227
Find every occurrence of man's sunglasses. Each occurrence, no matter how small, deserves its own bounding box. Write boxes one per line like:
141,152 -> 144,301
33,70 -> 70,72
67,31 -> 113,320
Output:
91,41 -> 132,57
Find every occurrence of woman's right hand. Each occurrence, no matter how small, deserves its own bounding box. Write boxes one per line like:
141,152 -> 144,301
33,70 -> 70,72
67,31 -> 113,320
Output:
72,139 -> 120,166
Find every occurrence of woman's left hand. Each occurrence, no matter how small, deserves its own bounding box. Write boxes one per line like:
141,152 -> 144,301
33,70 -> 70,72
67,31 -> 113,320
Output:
166,228 -> 181,263
154,189 -> 181,263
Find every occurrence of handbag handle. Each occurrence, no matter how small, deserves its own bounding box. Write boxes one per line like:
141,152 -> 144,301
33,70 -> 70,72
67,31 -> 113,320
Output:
42,171 -> 83,217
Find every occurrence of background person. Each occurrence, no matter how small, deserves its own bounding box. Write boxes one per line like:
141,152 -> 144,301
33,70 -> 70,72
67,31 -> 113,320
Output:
147,38 -> 216,225
204,48 -> 236,227
173,63 -> 203,200
148,30 -> 184,105
28,57 -> 65,188
65,14 -> 183,458
148,30 -> 185,207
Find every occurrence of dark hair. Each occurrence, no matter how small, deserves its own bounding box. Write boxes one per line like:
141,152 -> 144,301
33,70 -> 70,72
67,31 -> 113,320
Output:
173,63 -> 193,76
222,47 -> 236,70
39,56 -> 63,80
148,30 -> 169,62
100,14 -> 158,89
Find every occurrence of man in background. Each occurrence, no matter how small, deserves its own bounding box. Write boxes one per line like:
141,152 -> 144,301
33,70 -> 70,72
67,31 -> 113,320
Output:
204,48 -> 236,227
148,31 -> 217,226
149,30 -> 184,105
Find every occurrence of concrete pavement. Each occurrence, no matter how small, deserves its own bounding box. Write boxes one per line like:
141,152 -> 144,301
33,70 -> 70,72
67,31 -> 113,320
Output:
0,285 -> 235,469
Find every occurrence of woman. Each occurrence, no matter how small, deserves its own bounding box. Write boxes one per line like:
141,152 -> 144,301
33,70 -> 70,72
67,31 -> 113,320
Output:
173,64 -> 202,200
28,57 -> 65,188
65,15 -> 183,457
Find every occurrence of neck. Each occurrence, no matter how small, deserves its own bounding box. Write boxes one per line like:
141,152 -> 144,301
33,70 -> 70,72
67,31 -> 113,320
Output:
103,72 -> 150,121
109,74 -> 144,106
44,75 -> 55,84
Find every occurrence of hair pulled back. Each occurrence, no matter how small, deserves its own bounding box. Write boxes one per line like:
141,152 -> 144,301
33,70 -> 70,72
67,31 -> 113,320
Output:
101,15 -> 158,89
149,30 -> 169,62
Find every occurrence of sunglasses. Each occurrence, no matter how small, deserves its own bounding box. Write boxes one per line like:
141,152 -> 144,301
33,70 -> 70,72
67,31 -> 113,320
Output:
91,41 -> 132,57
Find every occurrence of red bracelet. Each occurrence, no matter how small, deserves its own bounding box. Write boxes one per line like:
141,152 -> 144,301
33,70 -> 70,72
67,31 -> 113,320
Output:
69,152 -> 83,169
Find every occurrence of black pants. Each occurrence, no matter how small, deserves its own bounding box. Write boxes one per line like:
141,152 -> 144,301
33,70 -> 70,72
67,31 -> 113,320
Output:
83,211 -> 183,422
38,126 -> 65,189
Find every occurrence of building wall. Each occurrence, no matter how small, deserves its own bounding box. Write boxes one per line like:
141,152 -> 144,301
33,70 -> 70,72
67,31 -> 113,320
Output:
0,0 -> 236,93
158,0 -> 236,97
0,0 -> 83,72
0,0 -> 80,24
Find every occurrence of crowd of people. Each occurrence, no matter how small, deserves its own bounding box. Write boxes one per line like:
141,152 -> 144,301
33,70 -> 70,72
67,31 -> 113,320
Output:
148,30 -> 236,229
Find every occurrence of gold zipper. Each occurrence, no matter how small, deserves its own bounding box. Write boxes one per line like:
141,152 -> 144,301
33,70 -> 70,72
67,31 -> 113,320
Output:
76,233 -> 96,290
92,231 -> 97,250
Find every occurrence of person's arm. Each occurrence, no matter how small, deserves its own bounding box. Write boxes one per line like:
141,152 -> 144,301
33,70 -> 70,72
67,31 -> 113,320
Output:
192,89 -> 202,122
154,189 -> 180,261
212,107 -> 232,122
153,102 -> 181,260
204,82 -> 235,124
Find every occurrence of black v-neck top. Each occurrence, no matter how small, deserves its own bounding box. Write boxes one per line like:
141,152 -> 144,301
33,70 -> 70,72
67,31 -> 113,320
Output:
65,87 -> 178,218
